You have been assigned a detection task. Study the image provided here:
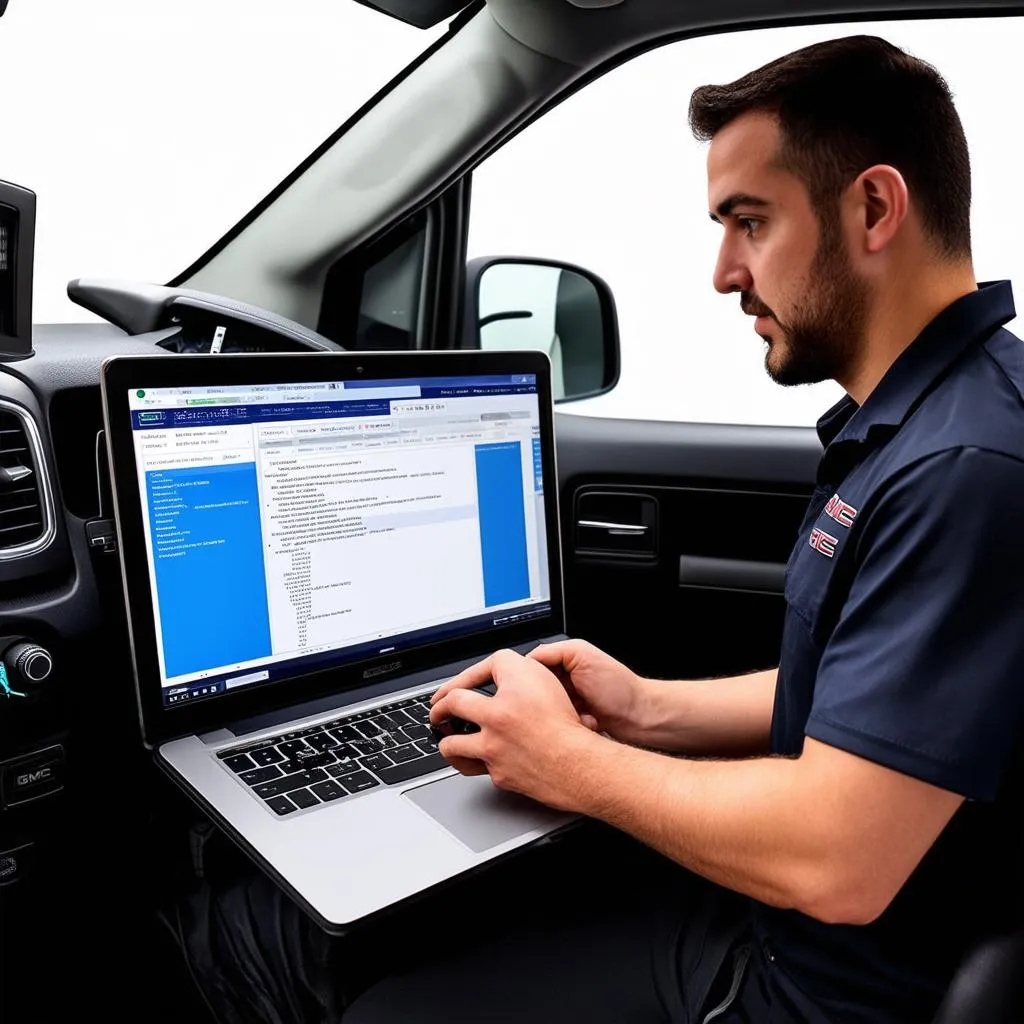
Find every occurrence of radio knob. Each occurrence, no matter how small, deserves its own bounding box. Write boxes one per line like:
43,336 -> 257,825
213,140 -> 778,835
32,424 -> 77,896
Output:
2,642 -> 53,690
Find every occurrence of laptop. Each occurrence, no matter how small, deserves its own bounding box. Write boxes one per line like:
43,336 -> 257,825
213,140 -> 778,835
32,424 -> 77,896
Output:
99,350 -> 576,931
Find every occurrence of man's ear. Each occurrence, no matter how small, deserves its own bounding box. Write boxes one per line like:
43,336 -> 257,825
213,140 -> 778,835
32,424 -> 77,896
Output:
850,165 -> 909,254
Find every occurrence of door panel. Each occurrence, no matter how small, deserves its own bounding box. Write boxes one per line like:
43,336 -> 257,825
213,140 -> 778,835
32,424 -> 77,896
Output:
554,414 -> 820,681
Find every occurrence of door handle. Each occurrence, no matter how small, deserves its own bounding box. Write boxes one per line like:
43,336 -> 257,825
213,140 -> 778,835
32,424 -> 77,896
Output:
679,555 -> 785,594
577,520 -> 649,536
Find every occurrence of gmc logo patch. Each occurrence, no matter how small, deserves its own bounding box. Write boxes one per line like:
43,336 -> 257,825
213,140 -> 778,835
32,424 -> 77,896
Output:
809,528 -> 839,559
824,494 -> 858,528
16,768 -> 51,787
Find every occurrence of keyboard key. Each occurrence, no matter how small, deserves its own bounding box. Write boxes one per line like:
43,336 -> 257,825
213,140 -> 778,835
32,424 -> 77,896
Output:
340,771 -> 381,795
405,705 -> 431,725
355,721 -> 382,738
310,780 -> 346,802
360,753 -> 394,773
327,761 -> 362,778
349,738 -> 384,757
375,753 -> 449,786
223,753 -> 257,774
377,710 -> 415,730
400,723 -> 430,742
306,732 -> 339,752
266,795 -> 298,816
297,749 -> 337,766
416,736 -> 439,755
289,788 -> 321,810
239,765 -> 285,786
279,751 -> 337,774
250,747 -> 286,767
278,740 -> 314,759
253,768 -> 329,799
387,744 -> 422,764
329,726 -> 362,744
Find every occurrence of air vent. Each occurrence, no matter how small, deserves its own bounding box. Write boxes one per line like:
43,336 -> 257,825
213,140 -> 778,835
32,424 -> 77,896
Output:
0,400 -> 54,558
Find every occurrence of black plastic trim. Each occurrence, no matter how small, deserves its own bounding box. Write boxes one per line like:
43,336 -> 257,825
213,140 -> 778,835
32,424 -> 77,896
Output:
67,280 -> 343,350
0,180 -> 35,360
351,0 -> 474,29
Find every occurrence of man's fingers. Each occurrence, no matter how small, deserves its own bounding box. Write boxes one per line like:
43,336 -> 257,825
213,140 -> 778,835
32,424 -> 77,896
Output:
581,714 -> 599,731
429,686 -> 494,728
527,642 -> 575,668
431,653 -> 498,704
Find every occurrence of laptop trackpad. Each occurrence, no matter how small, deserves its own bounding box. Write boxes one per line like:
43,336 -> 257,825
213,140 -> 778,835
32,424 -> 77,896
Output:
404,773 -> 569,853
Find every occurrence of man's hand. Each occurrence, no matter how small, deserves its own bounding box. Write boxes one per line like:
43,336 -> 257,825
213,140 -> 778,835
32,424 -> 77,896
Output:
429,649 -> 602,811
526,639 -> 652,744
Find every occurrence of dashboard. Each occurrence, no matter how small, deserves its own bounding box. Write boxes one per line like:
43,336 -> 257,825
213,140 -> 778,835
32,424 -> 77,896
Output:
0,266 -> 365,1020
0,282 -> 352,839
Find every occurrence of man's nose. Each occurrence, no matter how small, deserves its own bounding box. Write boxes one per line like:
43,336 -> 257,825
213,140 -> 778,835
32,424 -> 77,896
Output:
713,241 -> 752,295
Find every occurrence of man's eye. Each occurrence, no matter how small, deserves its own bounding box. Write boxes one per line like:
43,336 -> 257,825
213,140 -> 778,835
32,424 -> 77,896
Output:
738,218 -> 760,238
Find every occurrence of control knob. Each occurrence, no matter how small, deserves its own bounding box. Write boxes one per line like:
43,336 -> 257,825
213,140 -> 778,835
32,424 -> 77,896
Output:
1,642 -> 53,692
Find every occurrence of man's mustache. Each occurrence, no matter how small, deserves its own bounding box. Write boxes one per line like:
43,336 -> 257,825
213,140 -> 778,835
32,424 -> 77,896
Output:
741,293 -> 774,319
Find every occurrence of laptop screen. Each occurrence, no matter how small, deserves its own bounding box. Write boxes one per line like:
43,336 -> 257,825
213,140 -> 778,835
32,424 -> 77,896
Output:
126,372 -> 553,709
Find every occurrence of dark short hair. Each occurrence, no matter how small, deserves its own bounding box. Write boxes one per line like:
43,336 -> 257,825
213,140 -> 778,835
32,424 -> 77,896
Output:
689,35 -> 971,259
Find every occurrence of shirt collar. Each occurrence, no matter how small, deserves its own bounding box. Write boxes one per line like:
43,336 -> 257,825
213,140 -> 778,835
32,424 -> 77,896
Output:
815,280 -> 1016,454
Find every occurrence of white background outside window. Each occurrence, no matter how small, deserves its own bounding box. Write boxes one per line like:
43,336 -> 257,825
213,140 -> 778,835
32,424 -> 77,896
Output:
468,17 -> 1024,425
2,6 -> 1018,427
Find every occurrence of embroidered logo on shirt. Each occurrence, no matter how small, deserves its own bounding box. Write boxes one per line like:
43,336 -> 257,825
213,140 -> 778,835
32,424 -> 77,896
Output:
809,527 -> 839,558
824,494 -> 858,528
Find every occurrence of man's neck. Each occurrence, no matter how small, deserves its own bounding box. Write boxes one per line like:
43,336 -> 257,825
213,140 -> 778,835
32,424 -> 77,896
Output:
841,262 -> 977,405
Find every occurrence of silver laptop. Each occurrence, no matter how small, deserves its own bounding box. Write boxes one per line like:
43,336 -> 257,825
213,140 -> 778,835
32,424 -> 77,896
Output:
100,350 -> 575,931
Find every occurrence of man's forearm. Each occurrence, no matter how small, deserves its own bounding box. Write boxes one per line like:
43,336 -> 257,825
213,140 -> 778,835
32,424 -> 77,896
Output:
561,731 -> 836,918
634,668 -> 777,756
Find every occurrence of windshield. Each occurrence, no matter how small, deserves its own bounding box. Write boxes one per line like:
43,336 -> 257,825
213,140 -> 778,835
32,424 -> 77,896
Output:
0,0 -> 442,323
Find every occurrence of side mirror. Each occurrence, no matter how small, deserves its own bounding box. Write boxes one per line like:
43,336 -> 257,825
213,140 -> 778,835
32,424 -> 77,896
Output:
463,257 -> 621,403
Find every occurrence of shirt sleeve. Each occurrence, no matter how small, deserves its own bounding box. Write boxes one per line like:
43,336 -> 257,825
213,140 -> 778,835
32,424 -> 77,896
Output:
805,446 -> 1024,801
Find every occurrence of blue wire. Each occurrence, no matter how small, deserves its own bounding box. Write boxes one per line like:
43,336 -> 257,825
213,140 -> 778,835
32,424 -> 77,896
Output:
0,662 -> 26,699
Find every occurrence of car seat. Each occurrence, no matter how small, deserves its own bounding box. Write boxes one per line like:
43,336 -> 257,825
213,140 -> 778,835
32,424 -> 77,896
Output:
931,929 -> 1024,1022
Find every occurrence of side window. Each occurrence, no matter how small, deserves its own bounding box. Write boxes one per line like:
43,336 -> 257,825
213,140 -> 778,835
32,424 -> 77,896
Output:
468,17 -> 1024,425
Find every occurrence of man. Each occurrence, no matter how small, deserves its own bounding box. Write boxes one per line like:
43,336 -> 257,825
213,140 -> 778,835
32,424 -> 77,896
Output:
175,34 -> 1024,1024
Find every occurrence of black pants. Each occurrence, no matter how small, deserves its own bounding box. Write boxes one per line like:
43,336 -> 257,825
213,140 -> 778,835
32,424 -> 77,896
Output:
169,822 -> 769,1024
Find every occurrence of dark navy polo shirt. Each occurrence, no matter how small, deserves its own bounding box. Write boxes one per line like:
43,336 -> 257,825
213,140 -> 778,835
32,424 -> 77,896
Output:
752,281 -> 1024,1023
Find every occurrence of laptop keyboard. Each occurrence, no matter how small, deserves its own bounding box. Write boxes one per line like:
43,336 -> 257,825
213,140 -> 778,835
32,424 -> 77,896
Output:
216,691 -> 446,816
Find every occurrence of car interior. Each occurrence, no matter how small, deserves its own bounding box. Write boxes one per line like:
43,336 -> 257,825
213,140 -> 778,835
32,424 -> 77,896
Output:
2,0 -> 1024,1019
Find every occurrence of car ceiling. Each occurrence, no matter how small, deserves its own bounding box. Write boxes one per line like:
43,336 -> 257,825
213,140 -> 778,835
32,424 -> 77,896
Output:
180,0 -> 1024,329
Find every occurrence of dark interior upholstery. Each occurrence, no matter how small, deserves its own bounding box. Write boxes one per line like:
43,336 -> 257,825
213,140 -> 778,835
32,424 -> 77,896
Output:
932,930 -> 1024,1022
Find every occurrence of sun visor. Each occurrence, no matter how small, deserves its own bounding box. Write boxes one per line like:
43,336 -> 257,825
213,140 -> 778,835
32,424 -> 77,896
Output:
350,0 -> 475,29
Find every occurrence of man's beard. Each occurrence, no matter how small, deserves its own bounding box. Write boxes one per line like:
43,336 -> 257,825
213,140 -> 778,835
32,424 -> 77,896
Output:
742,215 -> 869,387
